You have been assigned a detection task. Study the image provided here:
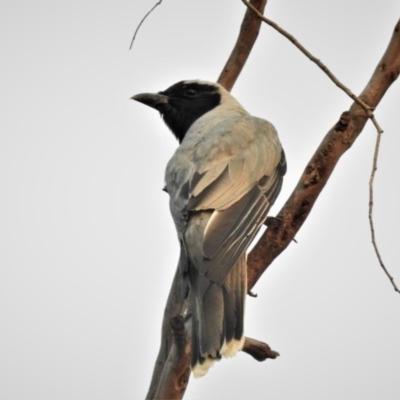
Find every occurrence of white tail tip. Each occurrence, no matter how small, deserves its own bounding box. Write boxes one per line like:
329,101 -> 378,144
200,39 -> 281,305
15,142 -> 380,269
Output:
221,336 -> 245,358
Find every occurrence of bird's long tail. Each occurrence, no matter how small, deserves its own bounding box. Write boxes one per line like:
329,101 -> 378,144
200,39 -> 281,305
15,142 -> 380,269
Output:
190,253 -> 246,377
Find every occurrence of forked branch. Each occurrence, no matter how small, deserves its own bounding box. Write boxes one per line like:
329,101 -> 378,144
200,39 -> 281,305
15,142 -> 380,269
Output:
241,0 -> 374,115
242,0 -> 399,293
247,19 -> 400,290
146,1 -> 271,398
143,6 -> 400,400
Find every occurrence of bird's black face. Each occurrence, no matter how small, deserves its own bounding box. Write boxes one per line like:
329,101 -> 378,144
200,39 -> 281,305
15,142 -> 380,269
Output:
132,81 -> 221,143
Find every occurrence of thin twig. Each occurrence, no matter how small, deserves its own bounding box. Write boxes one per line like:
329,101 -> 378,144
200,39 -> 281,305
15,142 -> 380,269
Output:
242,0 -> 399,295
369,126 -> 400,293
241,0 -> 373,115
129,0 -> 163,50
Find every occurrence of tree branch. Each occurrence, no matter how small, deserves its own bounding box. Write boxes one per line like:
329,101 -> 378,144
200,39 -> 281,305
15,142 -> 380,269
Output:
241,2 -> 400,292
242,337 -> 280,361
241,0 -> 374,115
153,316 -> 191,399
145,2 -> 270,399
369,124 -> 400,293
247,19 -> 400,289
217,0 -> 268,91
144,8 -> 400,400
145,268 -> 188,400
129,0 -> 163,50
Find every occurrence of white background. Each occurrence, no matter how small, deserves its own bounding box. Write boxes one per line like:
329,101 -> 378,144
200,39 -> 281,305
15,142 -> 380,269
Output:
1,1 -> 400,399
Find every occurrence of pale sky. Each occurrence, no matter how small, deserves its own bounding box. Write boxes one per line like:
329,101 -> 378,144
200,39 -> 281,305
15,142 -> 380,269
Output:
1,1 -> 400,399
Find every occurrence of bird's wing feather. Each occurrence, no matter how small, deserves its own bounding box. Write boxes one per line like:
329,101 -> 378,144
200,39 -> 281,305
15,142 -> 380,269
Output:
170,116 -> 285,284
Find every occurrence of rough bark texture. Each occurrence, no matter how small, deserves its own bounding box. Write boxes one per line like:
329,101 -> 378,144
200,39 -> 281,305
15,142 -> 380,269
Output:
145,268 -> 188,400
242,337 -> 280,361
247,20 -> 400,288
218,0 -> 268,91
152,316 -> 191,400
144,9 -> 400,400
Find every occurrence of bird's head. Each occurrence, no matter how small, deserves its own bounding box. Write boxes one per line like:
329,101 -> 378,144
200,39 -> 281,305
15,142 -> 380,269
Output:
131,80 -> 224,143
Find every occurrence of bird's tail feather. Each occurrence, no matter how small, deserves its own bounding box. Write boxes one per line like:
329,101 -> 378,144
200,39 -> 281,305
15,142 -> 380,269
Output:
191,253 -> 246,377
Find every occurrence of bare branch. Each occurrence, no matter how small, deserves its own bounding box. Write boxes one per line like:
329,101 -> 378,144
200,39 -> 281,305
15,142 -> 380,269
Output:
369,125 -> 400,293
144,9 -> 400,400
240,0 -> 399,292
241,0 -> 374,114
218,0 -> 268,91
129,0 -> 163,50
247,19 -> 400,291
145,269 -> 188,400
241,1 -> 399,290
153,316 -> 191,400
145,2 -> 272,398
242,337 -> 280,361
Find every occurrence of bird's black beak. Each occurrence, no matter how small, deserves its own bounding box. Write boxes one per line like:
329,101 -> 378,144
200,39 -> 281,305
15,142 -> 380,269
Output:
131,92 -> 169,111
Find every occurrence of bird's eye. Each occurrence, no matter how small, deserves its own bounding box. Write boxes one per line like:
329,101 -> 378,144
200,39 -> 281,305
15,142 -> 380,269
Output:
185,88 -> 196,97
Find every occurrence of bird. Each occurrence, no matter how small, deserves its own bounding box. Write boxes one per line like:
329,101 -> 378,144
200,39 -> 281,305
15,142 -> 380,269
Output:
131,80 -> 286,377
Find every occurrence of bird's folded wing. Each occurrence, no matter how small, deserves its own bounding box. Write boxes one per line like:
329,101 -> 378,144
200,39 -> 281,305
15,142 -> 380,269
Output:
180,118 -> 286,284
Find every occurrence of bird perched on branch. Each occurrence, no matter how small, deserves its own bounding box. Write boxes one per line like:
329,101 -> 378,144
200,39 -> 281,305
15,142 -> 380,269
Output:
132,80 -> 286,377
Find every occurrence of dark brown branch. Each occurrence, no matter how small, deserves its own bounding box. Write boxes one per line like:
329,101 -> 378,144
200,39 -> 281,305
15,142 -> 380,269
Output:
145,10 -> 400,400
145,269 -> 188,400
217,0 -> 267,91
245,0 -> 399,294
247,19 -> 400,289
153,316 -> 191,399
242,337 -> 280,361
241,1 -> 398,291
